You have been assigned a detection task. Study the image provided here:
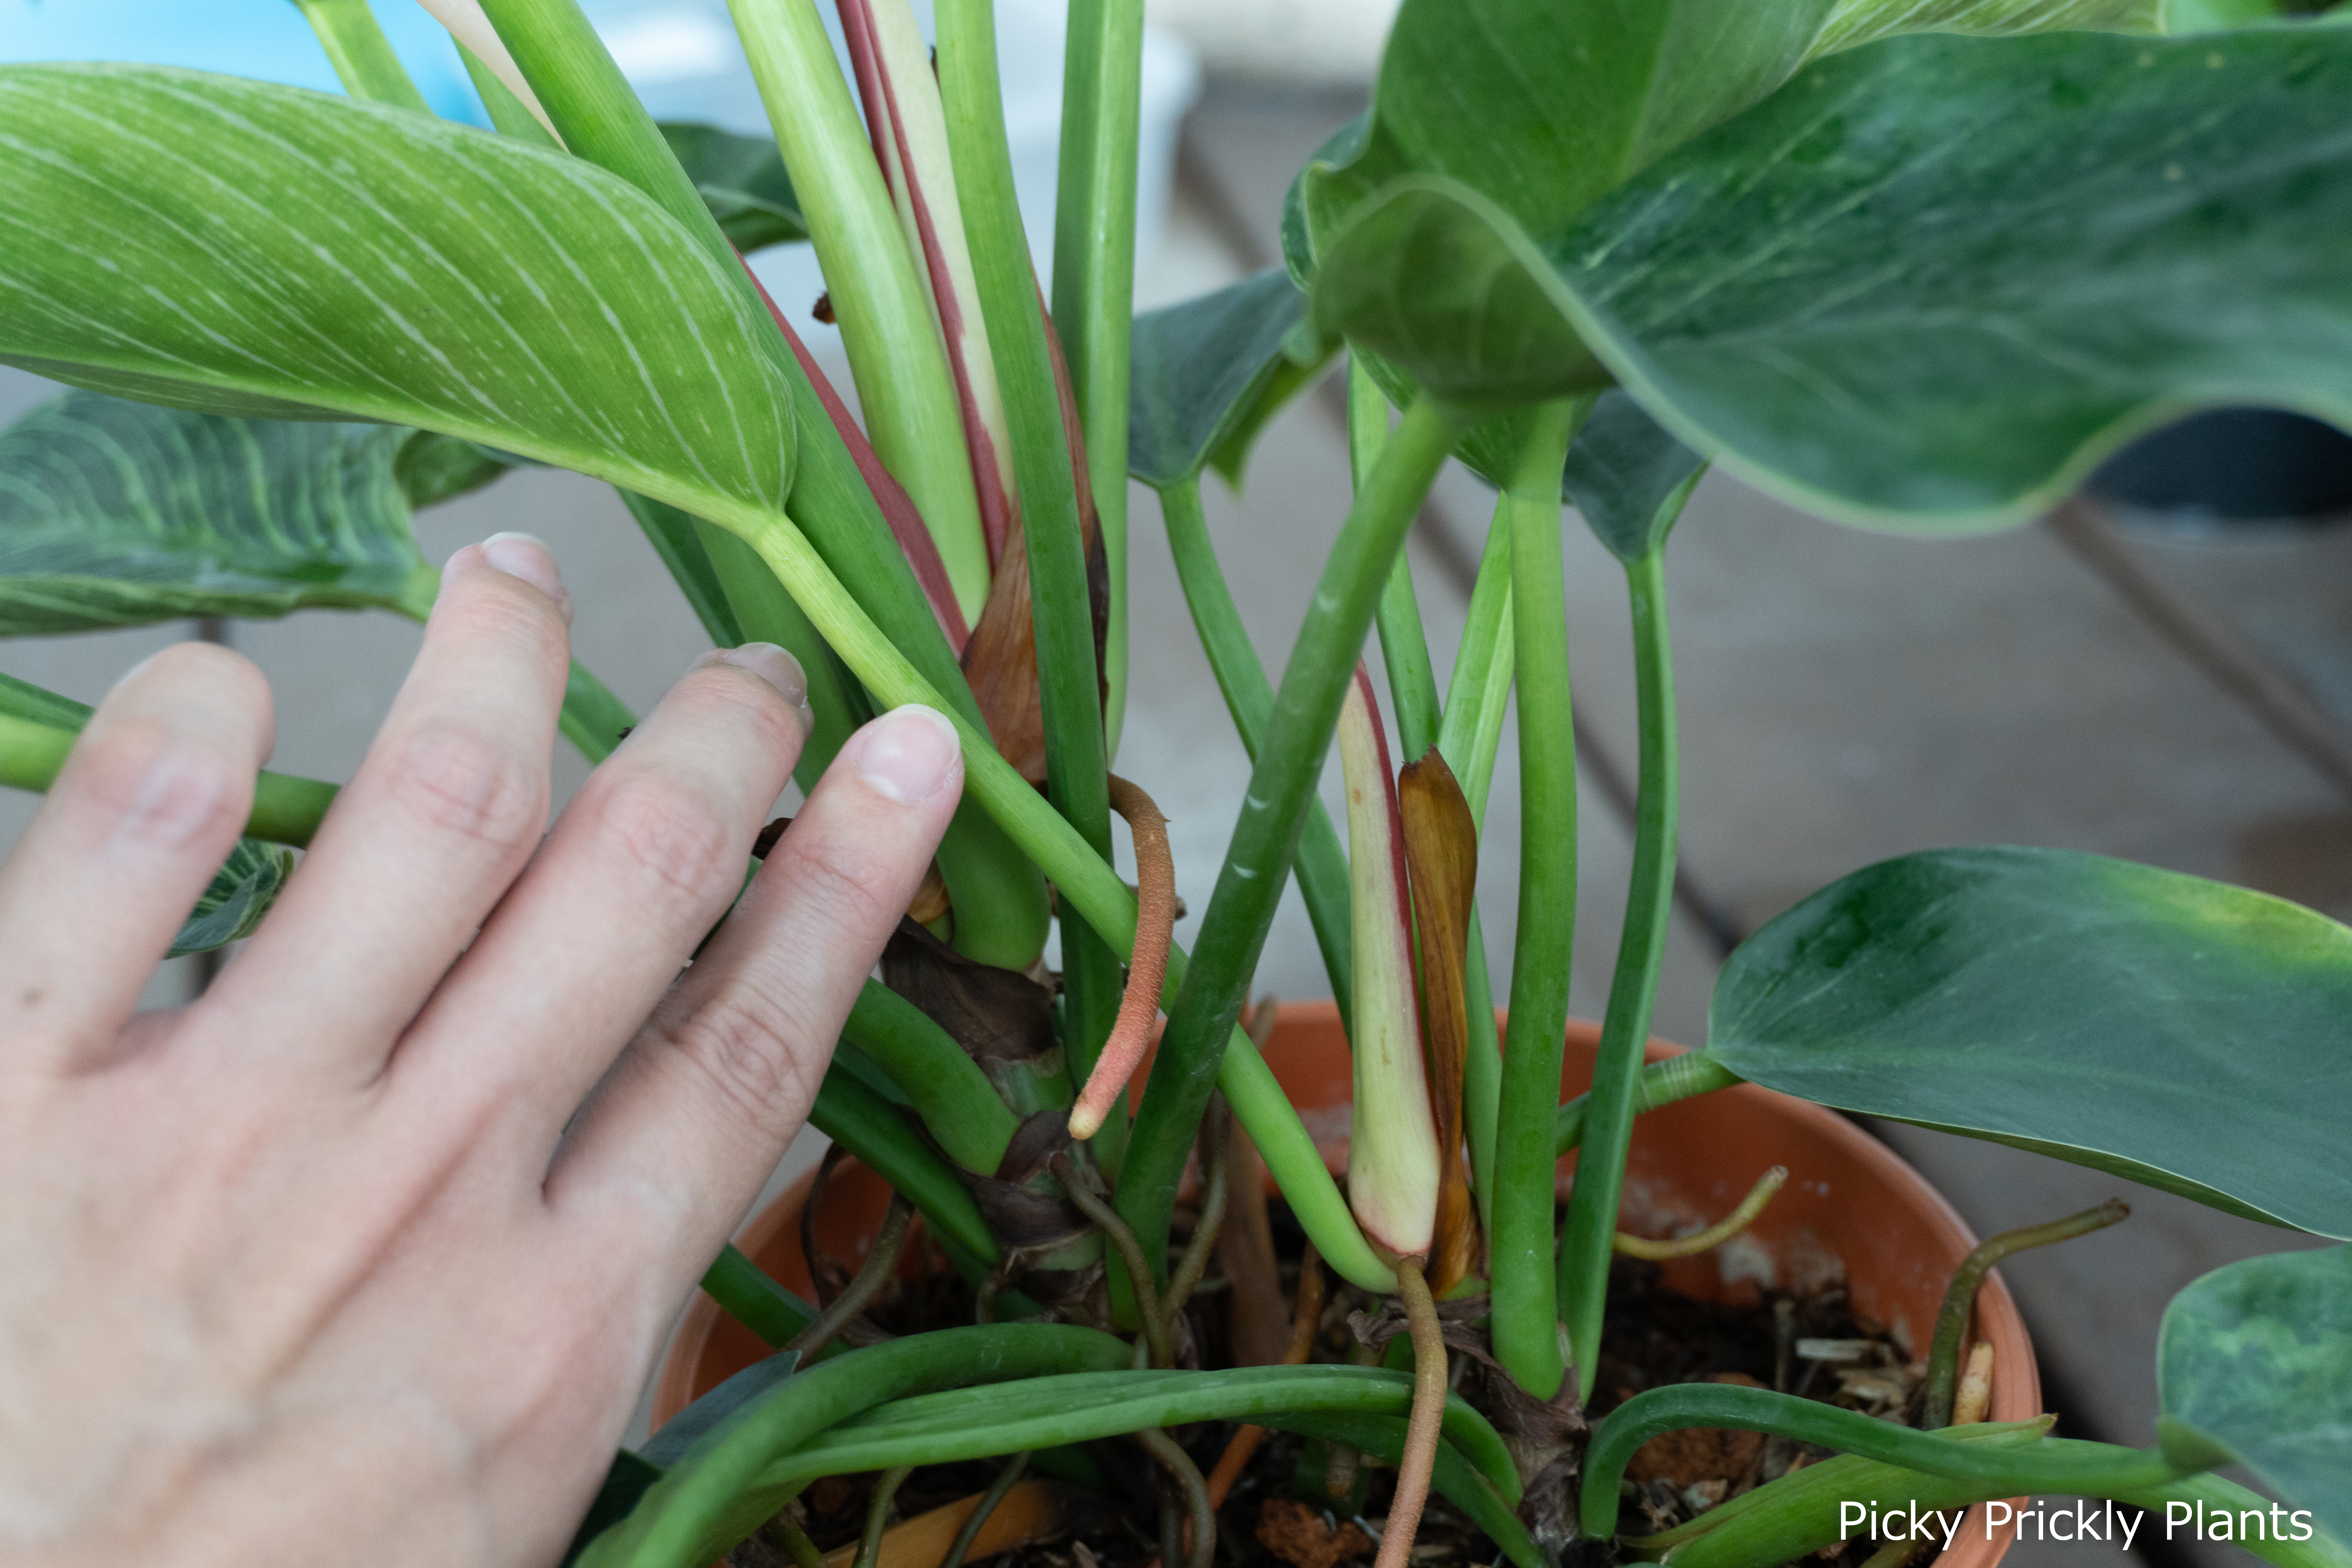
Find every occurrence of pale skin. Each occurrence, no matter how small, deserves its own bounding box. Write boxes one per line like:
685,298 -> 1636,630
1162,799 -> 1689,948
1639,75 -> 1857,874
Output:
0,533 -> 965,1568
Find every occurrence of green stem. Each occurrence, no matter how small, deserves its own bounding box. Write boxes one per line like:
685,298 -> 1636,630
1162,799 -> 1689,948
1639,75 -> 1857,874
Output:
933,0 -> 1123,1083
701,1243 -> 820,1348
724,0 -> 989,620
1053,1151 -> 1173,1368
690,495 -> 1384,1289
476,0 -> 1048,974
559,657 -> 636,764
1051,0 -> 1146,758
1488,397 -> 1585,1398
1157,476 -> 1354,1026
846,981 -> 1020,1172
809,1063 -> 999,1265
292,0 -> 433,110
1350,362 -> 1442,762
1922,1200 -> 2130,1428
577,1324 -> 1131,1568
779,1365 -> 1516,1502
1557,540 -> 1682,1400
1554,1051 -> 1741,1155
1,712 -> 338,848
1435,496 -> 1515,829
1435,500 -> 1514,1223
1582,1384 -> 2200,1541
691,515 -> 873,790
1119,397 -> 1463,1292
457,40 -> 560,145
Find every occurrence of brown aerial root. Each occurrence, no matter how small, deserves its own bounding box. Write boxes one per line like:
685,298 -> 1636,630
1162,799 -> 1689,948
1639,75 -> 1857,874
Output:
1613,1165 -> 1788,1260
1952,1339 -> 1997,1427
1371,1258 -> 1447,1568
1066,774 -> 1175,1140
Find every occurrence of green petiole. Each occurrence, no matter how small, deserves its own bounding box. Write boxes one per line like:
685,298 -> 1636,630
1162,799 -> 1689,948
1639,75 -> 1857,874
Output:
1157,475 -> 1354,1027
1051,0 -> 1147,757
1488,396 -> 1587,1398
1112,396 -> 1467,1294
1557,537 -> 1687,1400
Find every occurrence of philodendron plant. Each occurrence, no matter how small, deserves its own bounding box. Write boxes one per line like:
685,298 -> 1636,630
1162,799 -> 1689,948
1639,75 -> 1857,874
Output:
3,0 -> 2351,1563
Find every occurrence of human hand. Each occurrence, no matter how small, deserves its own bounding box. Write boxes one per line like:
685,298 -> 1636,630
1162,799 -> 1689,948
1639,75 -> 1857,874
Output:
0,535 -> 964,1567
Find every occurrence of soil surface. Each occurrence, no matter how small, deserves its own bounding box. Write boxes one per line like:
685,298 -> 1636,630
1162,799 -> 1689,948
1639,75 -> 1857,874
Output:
743,1201 -> 1927,1568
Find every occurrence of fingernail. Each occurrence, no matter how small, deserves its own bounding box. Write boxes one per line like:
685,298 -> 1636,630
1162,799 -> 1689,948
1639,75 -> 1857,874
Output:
856,705 -> 962,804
479,531 -> 571,623
698,643 -> 813,730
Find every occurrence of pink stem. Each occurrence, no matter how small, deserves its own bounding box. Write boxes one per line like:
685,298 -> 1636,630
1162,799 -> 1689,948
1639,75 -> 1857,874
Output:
735,253 -> 971,650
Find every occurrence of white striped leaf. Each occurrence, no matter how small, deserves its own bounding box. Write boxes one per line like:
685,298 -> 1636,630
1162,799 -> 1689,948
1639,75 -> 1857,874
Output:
0,65 -> 795,524
0,390 -> 437,634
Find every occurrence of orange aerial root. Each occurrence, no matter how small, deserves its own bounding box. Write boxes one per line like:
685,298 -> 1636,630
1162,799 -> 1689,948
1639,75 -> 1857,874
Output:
1067,775 -> 1175,1140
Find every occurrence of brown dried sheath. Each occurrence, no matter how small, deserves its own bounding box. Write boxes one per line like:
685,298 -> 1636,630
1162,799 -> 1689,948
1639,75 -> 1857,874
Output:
1399,745 -> 1479,1295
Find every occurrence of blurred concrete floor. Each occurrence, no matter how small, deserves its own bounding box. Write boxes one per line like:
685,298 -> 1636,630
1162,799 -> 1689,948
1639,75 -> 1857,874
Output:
4,80 -> 2347,1566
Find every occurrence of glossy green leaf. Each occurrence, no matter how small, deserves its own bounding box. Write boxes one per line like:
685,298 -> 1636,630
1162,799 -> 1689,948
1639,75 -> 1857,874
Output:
1704,847 -> 2352,1238
392,430 -> 526,510
1555,27 -> 2352,527
1290,0 -> 2160,282
169,837 -> 295,955
2160,1246 -> 2352,1545
1310,180 -> 1611,412
1127,267 -> 1328,490
0,65 -> 794,525
1561,390 -> 1707,564
655,122 -> 807,253
0,390 -> 437,634
1316,28 -> 2352,528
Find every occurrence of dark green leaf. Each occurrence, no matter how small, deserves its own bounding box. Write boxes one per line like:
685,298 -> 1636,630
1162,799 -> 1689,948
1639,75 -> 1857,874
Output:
560,1450 -> 669,1568
638,1351 -> 801,1468
1562,391 -> 1708,563
1292,0 -> 2159,279
1291,1 -> 2171,489
2160,1246 -> 2352,1545
1127,268 -> 1327,490
170,838 -> 294,955
0,390 -> 436,634
392,430 -> 523,510
655,121 -> 808,253
1309,178 -> 1610,411
1704,848 -> 2352,1238
1553,27 -> 2352,528
0,67 -> 794,527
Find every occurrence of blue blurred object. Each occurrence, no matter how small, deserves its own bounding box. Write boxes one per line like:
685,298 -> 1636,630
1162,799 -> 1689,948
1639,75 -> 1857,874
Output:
0,0 -> 483,121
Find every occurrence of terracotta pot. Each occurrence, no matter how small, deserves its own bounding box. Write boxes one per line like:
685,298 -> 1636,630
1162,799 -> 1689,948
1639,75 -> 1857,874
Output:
657,1005 -> 2037,1568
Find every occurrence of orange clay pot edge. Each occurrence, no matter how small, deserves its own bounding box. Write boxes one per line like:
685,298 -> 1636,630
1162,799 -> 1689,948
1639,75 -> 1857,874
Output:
655,1003 -> 2036,1568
